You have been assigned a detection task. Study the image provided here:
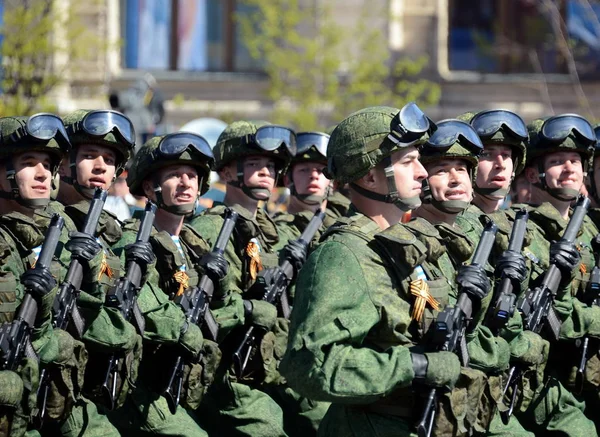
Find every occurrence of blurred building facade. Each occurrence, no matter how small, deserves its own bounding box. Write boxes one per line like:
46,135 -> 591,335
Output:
55,0 -> 600,124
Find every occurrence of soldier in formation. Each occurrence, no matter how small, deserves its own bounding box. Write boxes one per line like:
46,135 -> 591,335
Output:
3,103 -> 600,437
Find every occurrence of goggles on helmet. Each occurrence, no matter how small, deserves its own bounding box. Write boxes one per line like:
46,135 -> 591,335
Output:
387,102 -> 435,145
470,110 -> 528,141
75,110 -> 135,147
11,113 -> 71,150
153,132 -> 214,163
423,119 -> 484,155
540,114 -> 596,146
296,132 -> 329,158
242,125 -> 297,156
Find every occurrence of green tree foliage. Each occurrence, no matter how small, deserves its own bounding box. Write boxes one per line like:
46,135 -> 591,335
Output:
237,0 -> 440,130
0,0 -> 107,115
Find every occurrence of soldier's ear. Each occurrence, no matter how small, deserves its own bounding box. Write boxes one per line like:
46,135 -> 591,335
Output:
142,179 -> 154,199
218,162 -> 236,183
524,166 -> 539,184
357,167 -> 379,190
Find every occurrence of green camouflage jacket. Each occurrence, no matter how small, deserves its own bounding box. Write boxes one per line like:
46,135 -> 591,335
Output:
281,208 -> 513,435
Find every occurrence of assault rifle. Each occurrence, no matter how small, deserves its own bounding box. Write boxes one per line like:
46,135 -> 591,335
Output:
500,195 -> 591,422
485,209 -> 529,334
163,208 -> 239,414
232,208 -> 326,379
516,195 -> 590,339
417,220 -> 498,437
52,188 -> 108,337
98,200 -> 157,410
0,215 -> 64,372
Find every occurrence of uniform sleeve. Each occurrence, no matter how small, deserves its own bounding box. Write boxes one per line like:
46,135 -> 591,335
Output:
280,239 -> 416,404
559,297 -> 600,340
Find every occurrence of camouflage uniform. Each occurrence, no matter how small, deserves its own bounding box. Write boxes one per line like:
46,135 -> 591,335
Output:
0,115 -> 120,437
281,106 -> 532,436
111,133 -> 216,437
190,120 -> 307,437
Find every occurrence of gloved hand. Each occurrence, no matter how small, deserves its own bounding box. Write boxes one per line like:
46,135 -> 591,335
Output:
495,250 -> 527,285
411,351 -> 461,388
65,232 -> 101,262
179,321 -> 204,359
280,239 -> 307,279
199,252 -> 229,282
21,267 -> 56,298
243,299 -> 277,331
124,241 -> 156,274
456,264 -> 491,302
550,240 -> 581,280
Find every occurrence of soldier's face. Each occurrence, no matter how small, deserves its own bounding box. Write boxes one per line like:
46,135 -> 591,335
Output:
73,144 -> 117,190
289,161 -> 330,198
0,151 -> 52,200
541,151 -> 584,192
389,148 -> 428,199
152,164 -> 199,206
476,145 -> 514,196
425,158 -> 473,202
242,155 -> 276,199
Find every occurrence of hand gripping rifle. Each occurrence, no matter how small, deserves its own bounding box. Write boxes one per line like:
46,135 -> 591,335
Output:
232,208 -> 326,379
0,214 -> 65,429
163,208 -> 239,414
481,209 -> 528,423
517,195 -> 590,339
99,201 -> 156,410
417,220 -> 498,437
52,188 -> 108,337
486,209 -> 529,334
501,195 -> 591,421
0,215 -> 64,372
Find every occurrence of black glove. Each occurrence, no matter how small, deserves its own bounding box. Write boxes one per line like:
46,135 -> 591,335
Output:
125,241 -> 156,274
21,267 -> 56,299
550,240 -> 581,278
280,239 -> 307,279
495,250 -> 528,285
199,252 -> 229,282
456,264 -> 491,302
65,232 -> 102,262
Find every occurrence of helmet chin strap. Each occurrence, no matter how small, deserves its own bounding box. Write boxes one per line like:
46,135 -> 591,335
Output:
226,160 -> 273,201
152,176 -> 202,216
422,179 -> 470,214
0,158 -> 49,209
349,156 -> 422,211
535,161 -> 580,202
60,150 -> 115,200
473,185 -> 510,200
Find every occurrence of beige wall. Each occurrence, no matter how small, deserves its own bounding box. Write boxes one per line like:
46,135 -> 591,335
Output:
59,0 -> 600,127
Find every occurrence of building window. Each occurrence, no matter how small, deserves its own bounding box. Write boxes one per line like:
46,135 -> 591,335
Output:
121,0 -> 262,72
447,0 -> 579,75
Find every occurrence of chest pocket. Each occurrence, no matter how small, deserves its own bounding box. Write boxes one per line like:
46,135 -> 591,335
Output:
151,232 -> 199,299
414,270 -> 453,341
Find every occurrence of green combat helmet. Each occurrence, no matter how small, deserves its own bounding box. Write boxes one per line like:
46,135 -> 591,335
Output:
287,131 -> 329,204
419,118 -> 484,213
0,113 -> 71,208
458,109 -> 528,199
213,120 -> 296,200
62,109 -> 136,196
527,114 -> 596,201
128,132 -> 214,215
327,102 -> 434,211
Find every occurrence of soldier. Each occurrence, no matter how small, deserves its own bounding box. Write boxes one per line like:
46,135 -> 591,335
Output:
520,116 -> 600,428
110,132 -> 222,436
189,121 -> 301,436
275,132 -> 346,243
57,110 -> 145,432
281,104 -> 530,436
418,115 -> 597,436
0,114 -> 121,436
